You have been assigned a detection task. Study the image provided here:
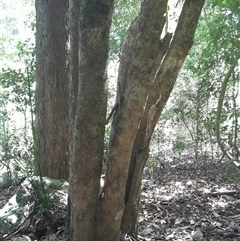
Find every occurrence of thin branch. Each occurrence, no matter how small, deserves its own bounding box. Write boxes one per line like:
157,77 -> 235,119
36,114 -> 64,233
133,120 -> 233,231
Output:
215,52 -> 240,161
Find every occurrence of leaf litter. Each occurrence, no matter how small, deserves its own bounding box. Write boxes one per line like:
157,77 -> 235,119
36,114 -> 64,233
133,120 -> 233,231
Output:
139,156 -> 240,241
0,156 -> 240,240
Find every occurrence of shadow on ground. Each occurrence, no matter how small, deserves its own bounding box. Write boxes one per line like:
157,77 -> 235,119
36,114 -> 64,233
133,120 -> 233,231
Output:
139,156 -> 240,240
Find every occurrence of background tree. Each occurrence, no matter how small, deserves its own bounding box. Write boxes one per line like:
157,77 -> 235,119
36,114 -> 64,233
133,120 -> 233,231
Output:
35,0 -> 69,180
164,0 -> 240,170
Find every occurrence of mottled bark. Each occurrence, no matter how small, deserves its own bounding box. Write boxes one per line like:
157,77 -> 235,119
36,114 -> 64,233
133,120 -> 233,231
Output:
98,1 -> 169,240
120,0 -> 206,236
68,0 -> 114,240
35,0 -> 206,239
35,0 -> 69,180
119,31 -> 172,237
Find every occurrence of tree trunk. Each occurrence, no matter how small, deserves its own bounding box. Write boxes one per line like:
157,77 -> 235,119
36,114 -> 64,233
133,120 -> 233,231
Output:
97,1 -> 169,239
119,0 -> 206,237
215,51 -> 240,161
35,0 -> 69,180
35,0 -> 207,239
68,0 -> 114,240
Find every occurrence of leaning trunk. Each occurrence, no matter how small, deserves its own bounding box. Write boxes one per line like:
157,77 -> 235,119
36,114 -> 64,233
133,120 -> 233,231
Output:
97,1 -> 169,240
68,0 -> 206,240
120,0 -> 206,237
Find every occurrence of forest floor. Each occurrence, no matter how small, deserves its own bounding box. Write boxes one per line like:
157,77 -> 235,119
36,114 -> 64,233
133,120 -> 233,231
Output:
1,156 -> 240,241
139,156 -> 240,241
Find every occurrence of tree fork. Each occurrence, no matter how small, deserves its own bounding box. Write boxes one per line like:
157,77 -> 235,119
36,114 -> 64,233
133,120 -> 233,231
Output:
121,0 -> 206,236
97,1 -> 169,240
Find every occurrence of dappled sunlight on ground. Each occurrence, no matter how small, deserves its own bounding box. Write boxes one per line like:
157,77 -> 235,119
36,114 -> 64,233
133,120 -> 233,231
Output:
1,156 -> 240,240
138,156 -> 240,240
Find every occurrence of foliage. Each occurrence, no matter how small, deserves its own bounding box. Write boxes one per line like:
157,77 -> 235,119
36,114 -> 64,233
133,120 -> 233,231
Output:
0,37 -> 35,183
0,0 -> 56,230
155,0 -> 240,168
109,0 -> 141,59
221,161 -> 238,181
